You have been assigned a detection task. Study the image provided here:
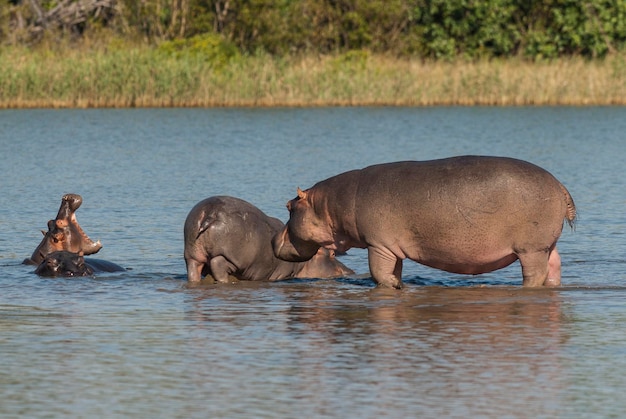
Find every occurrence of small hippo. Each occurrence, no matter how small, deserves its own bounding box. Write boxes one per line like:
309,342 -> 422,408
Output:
184,196 -> 354,283
23,194 -> 102,265
273,156 -> 576,289
34,251 -> 125,277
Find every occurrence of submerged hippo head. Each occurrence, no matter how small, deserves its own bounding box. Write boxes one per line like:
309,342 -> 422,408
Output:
297,248 -> 354,279
34,251 -> 94,277
272,188 -> 330,263
24,194 -> 102,265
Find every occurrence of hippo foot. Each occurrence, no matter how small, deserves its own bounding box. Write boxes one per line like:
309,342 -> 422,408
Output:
197,273 -> 240,284
375,278 -> 404,290
543,277 -> 561,287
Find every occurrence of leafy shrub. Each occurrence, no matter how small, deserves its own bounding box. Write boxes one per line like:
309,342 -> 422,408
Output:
3,0 -> 626,60
157,33 -> 239,66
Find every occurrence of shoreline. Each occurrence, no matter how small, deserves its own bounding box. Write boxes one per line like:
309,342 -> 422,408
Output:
3,101 -> 625,109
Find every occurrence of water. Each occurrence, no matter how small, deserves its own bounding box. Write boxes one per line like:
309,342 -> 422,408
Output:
1,107 -> 625,417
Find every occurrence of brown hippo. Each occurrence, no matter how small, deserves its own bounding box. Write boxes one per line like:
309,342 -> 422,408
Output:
23,194 -> 102,265
272,156 -> 576,289
184,196 -> 354,283
34,251 -> 125,277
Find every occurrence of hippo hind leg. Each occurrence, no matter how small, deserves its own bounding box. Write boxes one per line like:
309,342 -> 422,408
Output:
186,258 -> 205,283
545,247 -> 562,287
368,247 -> 404,289
518,247 -> 561,287
210,256 -> 237,283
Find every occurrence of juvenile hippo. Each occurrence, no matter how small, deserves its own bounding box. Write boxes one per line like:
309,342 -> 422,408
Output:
184,196 -> 354,283
23,194 -> 102,265
273,156 -> 576,289
34,251 -> 125,277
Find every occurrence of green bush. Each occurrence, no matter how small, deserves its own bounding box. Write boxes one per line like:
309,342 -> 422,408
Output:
3,0 -> 626,60
157,33 -> 239,67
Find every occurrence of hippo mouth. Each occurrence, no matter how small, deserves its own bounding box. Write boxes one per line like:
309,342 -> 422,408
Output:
324,240 -> 349,254
56,194 -> 82,220
63,194 -> 83,212
25,194 -> 103,265
60,194 -> 102,255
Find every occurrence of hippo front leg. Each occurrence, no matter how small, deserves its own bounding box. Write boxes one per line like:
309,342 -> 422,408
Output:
368,247 -> 404,289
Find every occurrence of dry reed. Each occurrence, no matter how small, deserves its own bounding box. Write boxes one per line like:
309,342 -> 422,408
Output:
1,46 -> 625,108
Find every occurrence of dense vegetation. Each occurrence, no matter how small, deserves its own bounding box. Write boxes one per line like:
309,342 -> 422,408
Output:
2,0 -> 626,60
2,1 -> 626,107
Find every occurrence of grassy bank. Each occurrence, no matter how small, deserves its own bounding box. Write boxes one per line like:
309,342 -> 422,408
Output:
1,45 -> 626,108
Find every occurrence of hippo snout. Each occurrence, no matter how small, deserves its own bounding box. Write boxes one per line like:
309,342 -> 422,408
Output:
62,194 -> 83,212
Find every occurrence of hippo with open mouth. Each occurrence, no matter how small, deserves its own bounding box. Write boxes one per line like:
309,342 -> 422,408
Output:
24,194 -> 102,265
273,156 -> 576,289
23,194 -> 103,265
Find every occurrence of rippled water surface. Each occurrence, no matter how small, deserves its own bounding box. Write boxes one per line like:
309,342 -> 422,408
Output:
1,107 -> 625,417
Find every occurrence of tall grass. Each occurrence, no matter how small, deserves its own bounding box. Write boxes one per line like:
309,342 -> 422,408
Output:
1,45 -> 625,108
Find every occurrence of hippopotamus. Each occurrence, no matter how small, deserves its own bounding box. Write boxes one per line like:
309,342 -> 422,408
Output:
184,196 -> 354,283
34,251 -> 125,277
23,194 -> 102,265
272,156 -> 576,289
35,251 -> 94,277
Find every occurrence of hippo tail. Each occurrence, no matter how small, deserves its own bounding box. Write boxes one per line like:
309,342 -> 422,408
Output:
560,183 -> 577,230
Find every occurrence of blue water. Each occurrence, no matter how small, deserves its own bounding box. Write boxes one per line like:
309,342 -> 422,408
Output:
1,107 -> 625,417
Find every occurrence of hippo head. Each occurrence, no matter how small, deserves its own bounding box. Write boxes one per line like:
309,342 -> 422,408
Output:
297,248 -> 355,278
25,194 -> 102,265
34,251 -> 94,277
273,188 -> 332,263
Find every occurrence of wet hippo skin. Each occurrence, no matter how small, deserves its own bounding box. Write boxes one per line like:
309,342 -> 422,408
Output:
34,251 -> 125,277
273,156 -> 576,289
184,196 -> 354,283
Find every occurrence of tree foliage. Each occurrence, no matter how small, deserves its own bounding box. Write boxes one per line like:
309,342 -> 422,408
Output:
2,0 -> 626,59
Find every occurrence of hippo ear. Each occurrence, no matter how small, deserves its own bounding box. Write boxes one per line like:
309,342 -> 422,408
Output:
297,187 -> 307,200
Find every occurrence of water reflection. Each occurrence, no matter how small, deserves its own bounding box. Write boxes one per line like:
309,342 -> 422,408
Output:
185,283 -> 568,416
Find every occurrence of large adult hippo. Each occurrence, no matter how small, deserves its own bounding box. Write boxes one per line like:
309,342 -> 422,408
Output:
184,196 -> 354,283
34,251 -> 125,277
272,156 -> 576,289
23,194 -> 103,265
